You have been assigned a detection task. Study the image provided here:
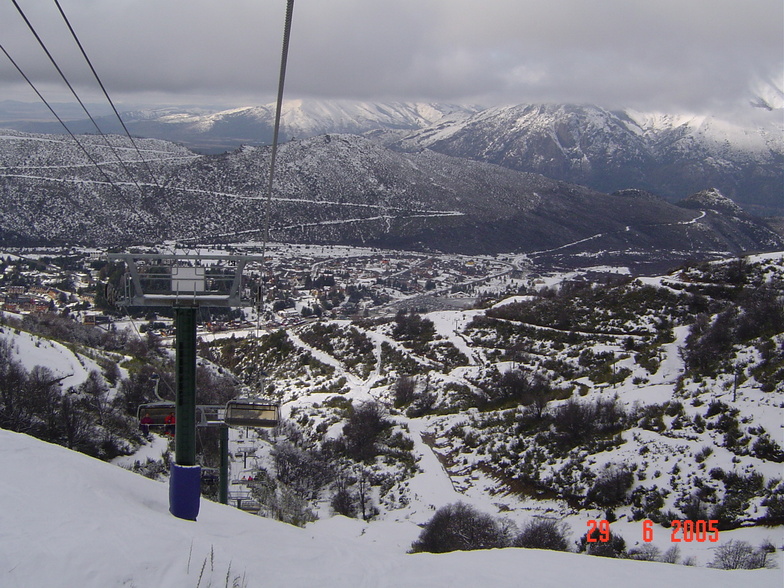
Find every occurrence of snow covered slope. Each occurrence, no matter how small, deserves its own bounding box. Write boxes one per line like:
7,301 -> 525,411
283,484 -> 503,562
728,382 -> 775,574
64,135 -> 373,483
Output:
1,428 -> 780,588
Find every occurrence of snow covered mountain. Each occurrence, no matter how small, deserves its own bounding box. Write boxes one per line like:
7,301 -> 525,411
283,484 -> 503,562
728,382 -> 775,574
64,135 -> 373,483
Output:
8,99 -> 479,154
0,129 -> 781,259
4,96 -> 780,214
393,104 -> 784,216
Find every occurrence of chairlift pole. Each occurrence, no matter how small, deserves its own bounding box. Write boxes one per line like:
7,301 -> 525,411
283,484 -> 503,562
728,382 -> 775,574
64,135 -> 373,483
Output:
219,424 -> 230,505
174,306 -> 198,466
166,305 -> 202,521
111,252 -> 273,521
108,0 -> 296,520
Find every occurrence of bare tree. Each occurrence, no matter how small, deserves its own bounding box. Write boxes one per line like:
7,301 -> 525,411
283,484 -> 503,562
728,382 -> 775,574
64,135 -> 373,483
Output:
354,467 -> 378,521
330,476 -> 357,518
80,370 -> 109,425
659,545 -> 681,564
342,401 -> 390,462
60,395 -> 92,450
26,366 -> 64,440
709,539 -> 777,570
0,340 -> 32,432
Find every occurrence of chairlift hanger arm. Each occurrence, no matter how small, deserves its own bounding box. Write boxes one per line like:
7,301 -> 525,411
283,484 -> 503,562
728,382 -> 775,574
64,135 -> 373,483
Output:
106,253 -> 266,308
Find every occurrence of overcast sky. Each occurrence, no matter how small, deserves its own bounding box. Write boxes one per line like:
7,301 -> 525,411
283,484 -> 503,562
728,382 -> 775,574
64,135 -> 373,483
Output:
1,0 -> 782,115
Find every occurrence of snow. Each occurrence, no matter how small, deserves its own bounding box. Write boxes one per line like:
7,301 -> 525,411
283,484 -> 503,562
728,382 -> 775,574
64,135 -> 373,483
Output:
2,250 -> 784,585
2,428 -> 781,588
490,295 -> 536,308
625,109 -> 783,153
0,326 -> 100,390
112,435 -> 171,469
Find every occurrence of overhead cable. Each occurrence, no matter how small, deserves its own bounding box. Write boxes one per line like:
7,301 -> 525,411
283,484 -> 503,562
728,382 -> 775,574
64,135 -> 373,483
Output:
1,41 -> 128,195
257,0 -> 296,325
262,0 -> 296,252
52,0 -> 161,190
10,0 -> 146,198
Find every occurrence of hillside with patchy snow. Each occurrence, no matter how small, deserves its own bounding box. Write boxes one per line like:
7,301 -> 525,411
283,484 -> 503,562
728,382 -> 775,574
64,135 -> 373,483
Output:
1,129 -> 781,257
193,252 -> 784,538
1,249 -> 782,585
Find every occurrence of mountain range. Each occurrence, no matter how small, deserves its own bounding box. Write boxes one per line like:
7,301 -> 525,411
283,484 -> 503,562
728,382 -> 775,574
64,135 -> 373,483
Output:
2,96 -> 780,217
392,104 -> 784,217
1,100 -> 478,155
0,128 -> 781,265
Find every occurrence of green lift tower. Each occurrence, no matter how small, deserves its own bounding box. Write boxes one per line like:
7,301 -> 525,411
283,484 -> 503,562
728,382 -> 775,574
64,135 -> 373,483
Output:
110,252 -> 264,520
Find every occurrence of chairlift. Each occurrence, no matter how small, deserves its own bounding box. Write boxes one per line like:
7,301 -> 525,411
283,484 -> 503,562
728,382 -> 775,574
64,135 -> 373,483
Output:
136,401 -> 175,426
224,398 -> 279,428
201,467 -> 220,482
137,402 -> 227,429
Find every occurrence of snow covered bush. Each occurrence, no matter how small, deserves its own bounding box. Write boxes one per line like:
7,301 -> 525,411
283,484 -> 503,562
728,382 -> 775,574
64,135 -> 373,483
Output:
513,518 -> 570,552
410,502 -> 510,554
587,465 -> 634,507
708,539 -> 777,570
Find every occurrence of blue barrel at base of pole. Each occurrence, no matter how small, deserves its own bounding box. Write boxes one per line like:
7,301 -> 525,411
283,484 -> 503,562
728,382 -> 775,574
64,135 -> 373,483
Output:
169,463 -> 201,521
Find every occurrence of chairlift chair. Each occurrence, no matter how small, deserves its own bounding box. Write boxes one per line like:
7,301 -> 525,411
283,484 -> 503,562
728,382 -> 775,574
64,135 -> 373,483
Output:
137,401 -> 176,426
224,398 -> 279,428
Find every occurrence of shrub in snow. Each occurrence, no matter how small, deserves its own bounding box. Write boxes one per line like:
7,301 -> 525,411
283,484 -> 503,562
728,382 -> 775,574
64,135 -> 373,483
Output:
393,375 -> 417,408
551,396 -> 626,448
405,389 -> 437,418
330,483 -> 357,518
391,310 -> 435,351
341,401 -> 390,462
761,490 -> 784,525
587,465 -> 634,507
272,441 -> 334,498
677,493 -> 710,523
514,518 -> 570,552
682,310 -> 736,377
751,434 -> 784,463
659,545 -> 681,564
627,543 -> 661,561
577,528 -> 626,559
708,539 -> 777,570
410,502 -> 509,553
249,469 -> 318,527
694,445 -> 713,463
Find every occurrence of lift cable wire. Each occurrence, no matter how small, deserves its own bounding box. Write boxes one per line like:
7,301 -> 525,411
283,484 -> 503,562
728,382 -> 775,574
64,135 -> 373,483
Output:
52,0 -> 162,190
258,0 -> 295,329
262,0 -> 295,252
0,41 -> 127,194
10,0 -> 147,199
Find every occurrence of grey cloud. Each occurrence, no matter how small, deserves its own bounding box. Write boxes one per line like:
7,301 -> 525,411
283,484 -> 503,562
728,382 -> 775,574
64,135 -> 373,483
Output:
0,0 -> 780,114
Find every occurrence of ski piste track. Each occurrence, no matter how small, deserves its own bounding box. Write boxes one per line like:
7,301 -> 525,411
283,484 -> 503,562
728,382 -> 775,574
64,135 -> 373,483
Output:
529,210 -> 710,257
